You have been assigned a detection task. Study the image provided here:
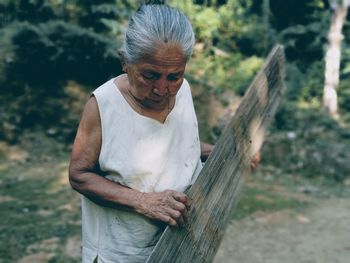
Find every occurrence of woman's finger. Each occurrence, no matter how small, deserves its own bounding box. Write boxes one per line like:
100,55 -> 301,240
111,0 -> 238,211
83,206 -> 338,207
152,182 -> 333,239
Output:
172,192 -> 190,208
172,202 -> 188,222
162,207 -> 185,227
157,213 -> 178,227
171,199 -> 186,211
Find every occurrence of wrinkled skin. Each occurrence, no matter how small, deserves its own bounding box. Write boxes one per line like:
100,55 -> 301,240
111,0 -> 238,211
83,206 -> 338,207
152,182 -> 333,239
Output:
137,190 -> 191,227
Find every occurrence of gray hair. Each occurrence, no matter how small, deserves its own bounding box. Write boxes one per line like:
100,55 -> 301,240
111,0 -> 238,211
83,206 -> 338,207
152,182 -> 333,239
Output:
122,4 -> 195,64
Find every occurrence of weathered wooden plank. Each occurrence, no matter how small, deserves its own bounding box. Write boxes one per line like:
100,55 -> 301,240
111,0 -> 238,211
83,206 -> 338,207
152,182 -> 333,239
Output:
147,45 -> 286,263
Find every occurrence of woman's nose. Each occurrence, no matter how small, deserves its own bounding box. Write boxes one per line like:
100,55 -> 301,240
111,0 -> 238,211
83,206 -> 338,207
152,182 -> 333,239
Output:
153,80 -> 169,96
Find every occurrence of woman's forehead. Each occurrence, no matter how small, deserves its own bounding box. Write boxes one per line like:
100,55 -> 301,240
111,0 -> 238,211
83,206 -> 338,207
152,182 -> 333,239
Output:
135,43 -> 186,71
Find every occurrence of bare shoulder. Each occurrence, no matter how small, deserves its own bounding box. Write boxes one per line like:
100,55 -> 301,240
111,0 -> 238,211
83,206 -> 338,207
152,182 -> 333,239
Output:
70,96 -> 102,170
80,96 -> 101,131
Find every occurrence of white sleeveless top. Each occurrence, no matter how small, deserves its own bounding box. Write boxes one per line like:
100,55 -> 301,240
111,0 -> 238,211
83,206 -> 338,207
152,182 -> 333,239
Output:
81,77 -> 202,263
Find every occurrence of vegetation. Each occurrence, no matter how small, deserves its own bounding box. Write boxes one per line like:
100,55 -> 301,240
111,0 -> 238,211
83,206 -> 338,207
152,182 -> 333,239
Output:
0,1 -> 350,261
1,1 -> 349,136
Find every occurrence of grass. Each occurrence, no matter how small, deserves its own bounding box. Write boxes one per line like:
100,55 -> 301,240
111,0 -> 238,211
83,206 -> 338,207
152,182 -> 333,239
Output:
0,161 -> 81,263
0,149 -> 310,262
0,157 -> 313,262
0,131 -> 346,262
232,185 -> 309,220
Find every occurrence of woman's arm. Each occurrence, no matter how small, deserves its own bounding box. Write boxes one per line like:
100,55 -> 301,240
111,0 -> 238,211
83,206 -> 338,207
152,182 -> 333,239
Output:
200,142 -> 214,162
69,97 -> 189,227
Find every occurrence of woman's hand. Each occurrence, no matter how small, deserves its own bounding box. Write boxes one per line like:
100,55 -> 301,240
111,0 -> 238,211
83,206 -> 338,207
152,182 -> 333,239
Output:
250,152 -> 261,171
200,142 -> 214,162
136,190 -> 191,227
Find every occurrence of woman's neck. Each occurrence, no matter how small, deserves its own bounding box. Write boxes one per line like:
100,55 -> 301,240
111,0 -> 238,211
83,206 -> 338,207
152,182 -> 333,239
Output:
115,75 -> 175,123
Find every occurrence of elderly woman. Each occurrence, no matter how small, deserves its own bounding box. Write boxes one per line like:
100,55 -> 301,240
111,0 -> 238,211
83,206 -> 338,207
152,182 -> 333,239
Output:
69,1 -> 260,262
69,2 -> 205,262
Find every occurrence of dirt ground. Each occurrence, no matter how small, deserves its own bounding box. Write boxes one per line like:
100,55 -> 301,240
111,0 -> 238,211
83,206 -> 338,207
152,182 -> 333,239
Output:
1,137 -> 350,263
214,196 -> 350,263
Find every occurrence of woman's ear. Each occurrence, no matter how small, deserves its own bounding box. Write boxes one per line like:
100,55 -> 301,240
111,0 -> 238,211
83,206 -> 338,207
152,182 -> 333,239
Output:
118,49 -> 128,72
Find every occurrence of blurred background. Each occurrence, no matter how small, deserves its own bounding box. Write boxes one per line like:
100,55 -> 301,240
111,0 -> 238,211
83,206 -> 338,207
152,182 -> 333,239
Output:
0,0 -> 350,262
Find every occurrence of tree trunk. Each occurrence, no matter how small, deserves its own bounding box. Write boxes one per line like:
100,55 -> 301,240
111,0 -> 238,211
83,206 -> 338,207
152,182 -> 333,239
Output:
323,1 -> 349,118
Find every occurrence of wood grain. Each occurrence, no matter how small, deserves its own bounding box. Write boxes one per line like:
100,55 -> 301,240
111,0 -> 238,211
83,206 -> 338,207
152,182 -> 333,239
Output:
147,45 -> 286,263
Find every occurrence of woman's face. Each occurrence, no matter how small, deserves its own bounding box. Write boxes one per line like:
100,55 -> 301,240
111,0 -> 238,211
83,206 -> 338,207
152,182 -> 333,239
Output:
124,43 -> 187,111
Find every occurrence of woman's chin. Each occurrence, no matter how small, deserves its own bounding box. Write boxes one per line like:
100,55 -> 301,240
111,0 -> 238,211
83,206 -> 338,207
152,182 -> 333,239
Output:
144,99 -> 168,110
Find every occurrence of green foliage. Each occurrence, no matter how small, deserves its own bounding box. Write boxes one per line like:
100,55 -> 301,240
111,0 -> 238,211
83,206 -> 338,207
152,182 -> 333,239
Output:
269,102 -> 350,181
270,0 -> 327,30
175,0 -> 265,98
284,61 -> 325,102
0,0 -> 128,142
0,0 -> 349,184
193,6 -> 220,43
216,1 -> 272,56
174,0 -> 267,55
300,61 -> 325,101
0,0 -> 59,25
187,49 -> 262,96
338,81 -> 350,112
232,56 -> 264,94
279,21 -> 328,65
173,1 -> 219,45
74,0 -> 137,34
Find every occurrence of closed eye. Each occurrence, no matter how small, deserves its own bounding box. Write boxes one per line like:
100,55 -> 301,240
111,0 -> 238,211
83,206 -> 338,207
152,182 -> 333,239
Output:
167,74 -> 181,82
141,72 -> 160,80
